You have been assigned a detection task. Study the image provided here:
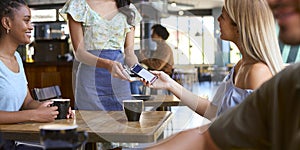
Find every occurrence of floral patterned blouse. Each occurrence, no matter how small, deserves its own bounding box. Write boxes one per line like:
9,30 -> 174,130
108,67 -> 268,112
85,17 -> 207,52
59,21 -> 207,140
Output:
60,0 -> 142,52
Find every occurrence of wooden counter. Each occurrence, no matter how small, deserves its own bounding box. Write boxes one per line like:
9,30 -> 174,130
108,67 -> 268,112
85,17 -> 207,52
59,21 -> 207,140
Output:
0,110 -> 173,143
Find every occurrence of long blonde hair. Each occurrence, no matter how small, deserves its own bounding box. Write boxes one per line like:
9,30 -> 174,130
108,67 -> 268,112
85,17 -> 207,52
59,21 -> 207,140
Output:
224,0 -> 284,75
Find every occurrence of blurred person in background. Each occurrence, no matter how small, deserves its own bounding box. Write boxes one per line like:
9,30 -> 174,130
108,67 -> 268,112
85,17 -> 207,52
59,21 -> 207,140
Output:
140,24 -> 174,76
132,24 -> 174,94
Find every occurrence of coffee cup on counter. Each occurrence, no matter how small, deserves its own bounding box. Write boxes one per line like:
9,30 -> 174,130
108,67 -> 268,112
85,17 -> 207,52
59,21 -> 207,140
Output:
123,100 -> 144,122
40,124 -> 88,150
50,99 -> 70,119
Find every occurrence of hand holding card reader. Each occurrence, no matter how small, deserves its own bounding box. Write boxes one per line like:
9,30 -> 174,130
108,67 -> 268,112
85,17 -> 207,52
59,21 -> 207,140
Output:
130,64 -> 158,84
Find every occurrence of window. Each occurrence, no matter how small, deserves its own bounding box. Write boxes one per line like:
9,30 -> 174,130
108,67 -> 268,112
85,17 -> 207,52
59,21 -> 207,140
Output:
162,15 -> 215,65
31,9 -> 57,22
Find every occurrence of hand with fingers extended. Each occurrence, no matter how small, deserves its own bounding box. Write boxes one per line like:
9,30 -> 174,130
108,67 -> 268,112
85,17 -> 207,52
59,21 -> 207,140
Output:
141,70 -> 172,89
32,101 -> 59,122
108,60 -> 131,80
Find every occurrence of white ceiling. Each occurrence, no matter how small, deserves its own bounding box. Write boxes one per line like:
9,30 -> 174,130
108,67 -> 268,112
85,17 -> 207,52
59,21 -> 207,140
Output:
169,0 -> 224,9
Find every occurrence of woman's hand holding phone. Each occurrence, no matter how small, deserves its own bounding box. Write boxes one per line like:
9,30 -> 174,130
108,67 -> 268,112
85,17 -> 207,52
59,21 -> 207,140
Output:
141,70 -> 172,89
130,64 -> 158,84
122,65 -> 132,80
108,61 -> 130,80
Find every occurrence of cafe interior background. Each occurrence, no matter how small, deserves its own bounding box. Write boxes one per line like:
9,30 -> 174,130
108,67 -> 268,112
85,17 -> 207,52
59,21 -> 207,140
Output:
17,0 -> 300,131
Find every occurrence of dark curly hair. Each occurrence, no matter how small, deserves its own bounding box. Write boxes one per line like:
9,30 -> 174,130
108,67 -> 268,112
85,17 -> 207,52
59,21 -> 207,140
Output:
0,0 -> 27,37
115,0 -> 136,26
152,24 -> 169,40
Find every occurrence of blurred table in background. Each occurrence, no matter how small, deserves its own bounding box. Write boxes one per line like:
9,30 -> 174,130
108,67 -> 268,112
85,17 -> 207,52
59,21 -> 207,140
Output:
208,66 -> 229,84
172,66 -> 198,91
144,95 -> 183,111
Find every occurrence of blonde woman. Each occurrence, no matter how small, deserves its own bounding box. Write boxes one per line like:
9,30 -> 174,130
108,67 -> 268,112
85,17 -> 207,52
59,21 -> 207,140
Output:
143,0 -> 284,119
145,0 -> 300,149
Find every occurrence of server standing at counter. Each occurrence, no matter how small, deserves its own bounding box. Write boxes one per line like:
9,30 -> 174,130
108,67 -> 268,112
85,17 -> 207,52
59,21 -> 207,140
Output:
60,0 -> 142,110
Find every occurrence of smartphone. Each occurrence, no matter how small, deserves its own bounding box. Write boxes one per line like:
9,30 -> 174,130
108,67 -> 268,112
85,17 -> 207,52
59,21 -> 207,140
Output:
130,64 -> 158,84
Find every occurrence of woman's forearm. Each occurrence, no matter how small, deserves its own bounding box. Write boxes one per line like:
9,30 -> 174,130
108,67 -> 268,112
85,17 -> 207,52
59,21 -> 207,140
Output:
125,52 -> 139,68
0,110 -> 35,124
145,125 -> 219,150
167,79 -> 210,116
74,49 -> 112,69
23,100 -> 41,110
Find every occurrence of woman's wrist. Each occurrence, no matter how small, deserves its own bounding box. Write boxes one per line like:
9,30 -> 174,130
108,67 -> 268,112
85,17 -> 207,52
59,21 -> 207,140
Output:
166,76 -> 176,91
26,109 -> 37,122
98,58 -> 113,70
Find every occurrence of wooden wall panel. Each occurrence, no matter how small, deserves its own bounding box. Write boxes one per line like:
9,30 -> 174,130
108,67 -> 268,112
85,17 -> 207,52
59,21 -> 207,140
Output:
24,62 -> 74,107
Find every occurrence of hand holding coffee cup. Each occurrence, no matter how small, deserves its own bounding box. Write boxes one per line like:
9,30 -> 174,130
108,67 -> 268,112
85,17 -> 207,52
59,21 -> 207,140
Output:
50,99 -> 70,119
40,124 -> 88,150
123,100 -> 144,121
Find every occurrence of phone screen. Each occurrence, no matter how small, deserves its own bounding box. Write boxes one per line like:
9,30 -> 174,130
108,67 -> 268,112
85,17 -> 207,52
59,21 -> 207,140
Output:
131,64 -> 157,83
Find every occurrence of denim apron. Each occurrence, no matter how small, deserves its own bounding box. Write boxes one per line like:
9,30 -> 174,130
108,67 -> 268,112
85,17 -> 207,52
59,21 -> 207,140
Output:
75,50 -> 131,111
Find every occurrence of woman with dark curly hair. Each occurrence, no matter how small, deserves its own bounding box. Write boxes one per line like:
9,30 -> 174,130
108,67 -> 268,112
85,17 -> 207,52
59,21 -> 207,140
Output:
0,0 -> 73,149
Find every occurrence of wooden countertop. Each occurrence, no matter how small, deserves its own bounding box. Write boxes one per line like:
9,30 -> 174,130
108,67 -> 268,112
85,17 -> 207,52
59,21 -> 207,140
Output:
0,110 -> 173,143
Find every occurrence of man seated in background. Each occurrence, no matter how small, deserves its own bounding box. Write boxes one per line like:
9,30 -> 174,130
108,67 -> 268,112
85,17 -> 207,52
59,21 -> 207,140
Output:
131,24 -> 174,94
146,0 -> 300,149
140,24 -> 174,76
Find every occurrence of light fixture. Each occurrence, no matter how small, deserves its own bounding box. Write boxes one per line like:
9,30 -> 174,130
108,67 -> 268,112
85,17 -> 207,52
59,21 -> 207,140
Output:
168,1 -> 195,11
170,2 -> 177,7
178,10 -> 184,16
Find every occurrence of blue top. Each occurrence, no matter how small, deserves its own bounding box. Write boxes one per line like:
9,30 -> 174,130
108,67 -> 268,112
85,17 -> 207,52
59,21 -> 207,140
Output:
60,0 -> 142,52
0,52 -> 27,111
211,66 -> 254,117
